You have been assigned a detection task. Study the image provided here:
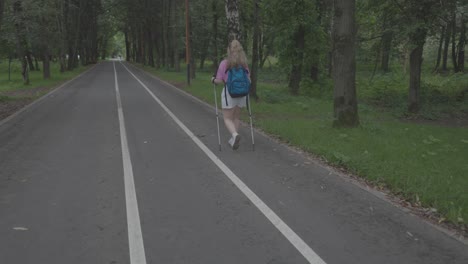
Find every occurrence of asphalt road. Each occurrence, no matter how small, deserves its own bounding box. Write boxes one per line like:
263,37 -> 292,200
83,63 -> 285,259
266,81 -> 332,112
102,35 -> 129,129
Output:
0,61 -> 467,264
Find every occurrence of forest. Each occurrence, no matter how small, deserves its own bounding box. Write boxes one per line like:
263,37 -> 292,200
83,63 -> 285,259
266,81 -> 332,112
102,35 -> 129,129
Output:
0,0 -> 467,231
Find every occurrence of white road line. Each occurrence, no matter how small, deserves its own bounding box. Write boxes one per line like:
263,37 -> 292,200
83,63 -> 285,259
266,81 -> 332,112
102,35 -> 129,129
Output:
113,62 -> 147,264
120,62 -> 326,264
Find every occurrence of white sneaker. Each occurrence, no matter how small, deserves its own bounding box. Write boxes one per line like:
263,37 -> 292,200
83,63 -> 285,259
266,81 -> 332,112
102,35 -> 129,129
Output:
228,137 -> 235,148
232,134 -> 241,150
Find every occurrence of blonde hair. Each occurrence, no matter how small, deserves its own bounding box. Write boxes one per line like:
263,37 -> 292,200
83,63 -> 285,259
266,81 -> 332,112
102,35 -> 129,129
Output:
227,40 -> 248,69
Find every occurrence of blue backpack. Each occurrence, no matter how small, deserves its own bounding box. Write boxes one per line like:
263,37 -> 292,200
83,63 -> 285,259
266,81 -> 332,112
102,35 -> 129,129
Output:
226,66 -> 251,99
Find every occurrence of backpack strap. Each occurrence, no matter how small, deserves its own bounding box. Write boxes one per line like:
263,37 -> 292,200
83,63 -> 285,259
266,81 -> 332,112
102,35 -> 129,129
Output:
225,65 -> 247,74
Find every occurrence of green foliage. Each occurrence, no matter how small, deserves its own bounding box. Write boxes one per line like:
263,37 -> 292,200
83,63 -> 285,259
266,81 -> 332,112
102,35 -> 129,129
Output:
300,78 -> 333,99
263,0 -> 328,79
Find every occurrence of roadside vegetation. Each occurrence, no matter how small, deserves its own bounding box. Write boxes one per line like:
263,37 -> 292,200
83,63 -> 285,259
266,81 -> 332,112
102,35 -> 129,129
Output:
0,60 -> 88,102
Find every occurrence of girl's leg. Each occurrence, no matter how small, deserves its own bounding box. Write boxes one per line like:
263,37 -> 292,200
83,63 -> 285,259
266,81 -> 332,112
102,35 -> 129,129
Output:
233,106 -> 241,132
223,108 -> 237,135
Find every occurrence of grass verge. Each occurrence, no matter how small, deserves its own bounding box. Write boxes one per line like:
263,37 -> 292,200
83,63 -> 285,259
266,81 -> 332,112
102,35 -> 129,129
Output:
0,60 -> 90,98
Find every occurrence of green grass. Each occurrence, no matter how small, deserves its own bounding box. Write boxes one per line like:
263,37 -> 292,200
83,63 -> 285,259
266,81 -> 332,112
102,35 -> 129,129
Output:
136,63 -> 468,227
355,64 -> 468,120
0,60 -> 89,96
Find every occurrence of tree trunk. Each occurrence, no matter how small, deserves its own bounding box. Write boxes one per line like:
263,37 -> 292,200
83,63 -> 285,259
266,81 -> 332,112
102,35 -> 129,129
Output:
148,28 -> 155,67
188,5 -> 195,79
43,50 -> 51,79
190,57 -> 196,79
133,30 -> 139,62
408,28 -> 427,113
68,47 -> 75,70
434,25 -> 445,72
140,30 -> 146,65
332,0 -> 359,127
163,0 -> 169,67
458,18 -> 466,72
171,0 -> 179,71
259,35 -> 274,69
155,27 -> 162,68
35,56 -> 40,71
199,32 -> 208,69
27,53 -> 35,71
56,0 -> 66,73
125,30 -> 130,61
101,38 -> 107,60
442,20 -> 451,72
288,25 -> 305,95
451,12 -> 459,72
258,31 -> 264,69
8,55 -> 12,81
380,13 -> 393,72
0,0 -> 4,30
13,1 -> 29,84
311,66 -> 319,81
225,0 -> 241,44
380,30 -> 393,72
250,0 -> 260,101
211,0 -> 219,70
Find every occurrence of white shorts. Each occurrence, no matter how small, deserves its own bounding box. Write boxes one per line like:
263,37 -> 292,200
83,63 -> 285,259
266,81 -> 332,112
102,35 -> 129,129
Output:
221,87 -> 247,109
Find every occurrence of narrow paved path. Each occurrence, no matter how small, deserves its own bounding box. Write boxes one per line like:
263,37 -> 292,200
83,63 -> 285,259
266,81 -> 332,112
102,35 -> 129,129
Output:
0,61 -> 466,264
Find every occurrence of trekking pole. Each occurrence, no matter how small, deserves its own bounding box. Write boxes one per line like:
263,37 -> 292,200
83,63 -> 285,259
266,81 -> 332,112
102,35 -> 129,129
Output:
213,83 -> 222,151
247,94 -> 255,151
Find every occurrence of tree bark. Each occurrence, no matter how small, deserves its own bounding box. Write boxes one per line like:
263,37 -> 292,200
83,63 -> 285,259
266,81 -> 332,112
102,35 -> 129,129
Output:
171,0 -> 180,71
288,25 -> 305,95
458,18 -> 466,72
442,20 -> 451,72
140,30 -> 146,65
225,0 -> 241,44
13,1 -> 29,84
310,66 -> 319,81
43,49 -> 51,79
380,31 -> 393,72
187,4 -> 195,79
148,27 -> 155,67
451,12 -> 459,72
250,0 -> 260,101
56,0 -> 66,73
0,0 -> 4,30
35,57 -> 40,71
211,0 -> 219,70
434,25 -> 445,72
380,13 -> 393,72
408,28 -> 427,113
125,30 -> 130,61
332,0 -> 359,127
27,53 -> 35,71
163,0 -> 169,67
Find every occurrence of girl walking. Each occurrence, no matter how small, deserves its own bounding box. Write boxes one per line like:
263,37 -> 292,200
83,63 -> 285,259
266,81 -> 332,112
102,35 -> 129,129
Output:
211,40 -> 250,150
